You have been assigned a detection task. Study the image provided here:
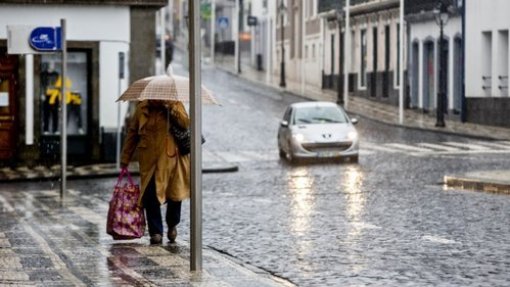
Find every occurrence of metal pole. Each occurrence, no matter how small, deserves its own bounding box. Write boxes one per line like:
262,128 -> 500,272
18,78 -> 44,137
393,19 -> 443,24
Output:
189,0 -> 203,271
344,0 -> 350,108
60,19 -> 67,201
337,13 -> 344,105
161,8 -> 166,74
234,0 -> 240,73
279,1 -> 286,88
211,0 -> 216,64
301,0 -> 305,96
436,16 -> 446,127
116,52 -> 124,170
399,0 -> 404,124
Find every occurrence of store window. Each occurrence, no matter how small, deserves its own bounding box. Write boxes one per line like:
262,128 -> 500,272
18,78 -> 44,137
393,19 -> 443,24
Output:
40,52 -> 88,136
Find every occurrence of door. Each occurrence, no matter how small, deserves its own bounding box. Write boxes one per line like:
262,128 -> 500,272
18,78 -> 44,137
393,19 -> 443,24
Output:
411,42 -> 419,107
0,51 -> 18,162
371,27 -> 378,98
423,41 -> 435,111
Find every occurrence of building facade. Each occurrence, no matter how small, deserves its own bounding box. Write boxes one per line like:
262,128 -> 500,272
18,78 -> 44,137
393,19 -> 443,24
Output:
406,0 -> 463,119
464,0 -> 510,128
0,0 -> 165,166
273,0 -> 322,90
320,0 -> 405,106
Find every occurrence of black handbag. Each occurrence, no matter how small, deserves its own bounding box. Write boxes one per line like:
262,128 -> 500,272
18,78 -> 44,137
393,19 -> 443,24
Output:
170,124 -> 205,155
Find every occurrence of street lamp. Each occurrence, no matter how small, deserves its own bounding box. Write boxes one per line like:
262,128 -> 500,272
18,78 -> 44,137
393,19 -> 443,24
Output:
279,0 -> 286,88
335,10 -> 344,105
433,0 -> 450,127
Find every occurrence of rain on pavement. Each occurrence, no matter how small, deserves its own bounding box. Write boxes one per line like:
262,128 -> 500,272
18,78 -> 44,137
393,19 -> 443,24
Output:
0,58 -> 509,286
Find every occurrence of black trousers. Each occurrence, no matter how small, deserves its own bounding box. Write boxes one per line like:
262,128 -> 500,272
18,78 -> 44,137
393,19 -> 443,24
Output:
142,177 -> 182,236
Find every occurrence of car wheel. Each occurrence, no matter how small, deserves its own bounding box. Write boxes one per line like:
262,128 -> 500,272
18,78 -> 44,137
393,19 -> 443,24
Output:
285,144 -> 295,164
279,148 -> 286,159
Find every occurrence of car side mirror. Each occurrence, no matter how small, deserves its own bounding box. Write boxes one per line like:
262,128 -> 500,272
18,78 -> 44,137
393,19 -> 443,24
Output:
280,120 -> 289,128
351,118 -> 358,125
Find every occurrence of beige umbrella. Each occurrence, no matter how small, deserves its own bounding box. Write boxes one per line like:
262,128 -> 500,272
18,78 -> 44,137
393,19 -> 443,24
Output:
116,69 -> 217,105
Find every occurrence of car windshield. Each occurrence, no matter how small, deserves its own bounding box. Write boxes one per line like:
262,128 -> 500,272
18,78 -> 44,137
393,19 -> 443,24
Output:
293,106 -> 348,124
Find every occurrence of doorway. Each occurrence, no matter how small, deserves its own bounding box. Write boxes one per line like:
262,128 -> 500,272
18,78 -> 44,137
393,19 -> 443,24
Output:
423,41 -> 435,111
0,49 -> 19,163
411,41 -> 419,108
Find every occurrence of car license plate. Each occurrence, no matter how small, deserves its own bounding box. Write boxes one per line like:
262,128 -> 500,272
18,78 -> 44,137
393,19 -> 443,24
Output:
317,152 -> 335,158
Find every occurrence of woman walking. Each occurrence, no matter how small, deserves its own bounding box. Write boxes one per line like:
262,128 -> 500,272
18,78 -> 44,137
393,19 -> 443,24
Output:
120,99 -> 190,244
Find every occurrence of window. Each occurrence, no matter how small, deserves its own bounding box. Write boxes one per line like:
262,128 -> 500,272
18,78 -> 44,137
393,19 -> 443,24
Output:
312,44 -> 316,58
40,52 -> 88,135
360,29 -> 367,88
305,45 -> 308,59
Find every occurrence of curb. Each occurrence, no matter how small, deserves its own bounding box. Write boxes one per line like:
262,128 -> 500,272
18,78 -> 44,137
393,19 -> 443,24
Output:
444,175 -> 510,194
0,164 -> 239,183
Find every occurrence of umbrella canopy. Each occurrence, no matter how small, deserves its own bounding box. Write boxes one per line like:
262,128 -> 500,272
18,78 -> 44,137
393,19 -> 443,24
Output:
117,73 -> 217,105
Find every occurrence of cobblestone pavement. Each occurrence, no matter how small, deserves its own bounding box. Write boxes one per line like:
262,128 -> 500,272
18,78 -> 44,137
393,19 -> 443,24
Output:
201,62 -> 510,286
0,186 -> 293,286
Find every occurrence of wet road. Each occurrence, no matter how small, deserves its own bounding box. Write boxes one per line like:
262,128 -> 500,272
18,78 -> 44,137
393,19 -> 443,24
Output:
1,62 -> 510,286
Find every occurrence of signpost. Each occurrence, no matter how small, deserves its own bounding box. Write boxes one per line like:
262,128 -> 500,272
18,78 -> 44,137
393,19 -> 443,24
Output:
116,52 -> 125,170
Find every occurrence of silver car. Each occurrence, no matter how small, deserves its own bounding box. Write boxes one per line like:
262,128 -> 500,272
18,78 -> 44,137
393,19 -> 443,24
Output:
277,102 -> 359,163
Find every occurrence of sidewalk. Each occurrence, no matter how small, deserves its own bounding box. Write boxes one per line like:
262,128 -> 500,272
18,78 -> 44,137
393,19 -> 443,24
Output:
213,54 -> 510,195
0,187 -> 293,286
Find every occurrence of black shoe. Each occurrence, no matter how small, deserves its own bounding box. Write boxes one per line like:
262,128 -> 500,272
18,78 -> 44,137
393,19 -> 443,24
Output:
167,226 -> 177,243
150,234 -> 163,245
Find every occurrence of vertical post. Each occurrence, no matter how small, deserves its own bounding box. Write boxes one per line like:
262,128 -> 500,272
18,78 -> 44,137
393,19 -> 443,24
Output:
116,52 -> 125,170
337,13 -> 344,105
344,0 -> 350,108
399,0 -> 404,124
460,0 -> 466,122
234,0 -> 240,73
436,16 -> 446,127
60,19 -> 67,201
160,8 -> 166,74
211,0 -> 216,64
301,0 -> 305,96
189,0 -> 203,271
279,0 -> 286,88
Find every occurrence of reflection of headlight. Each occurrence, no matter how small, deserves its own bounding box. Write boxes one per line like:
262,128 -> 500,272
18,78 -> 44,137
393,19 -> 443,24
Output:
293,133 -> 305,142
347,131 -> 358,140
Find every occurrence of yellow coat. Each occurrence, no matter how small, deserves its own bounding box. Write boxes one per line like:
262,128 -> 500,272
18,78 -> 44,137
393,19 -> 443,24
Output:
121,100 -> 190,205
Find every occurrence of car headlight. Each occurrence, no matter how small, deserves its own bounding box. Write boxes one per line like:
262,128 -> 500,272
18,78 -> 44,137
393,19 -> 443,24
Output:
292,133 -> 305,142
347,131 -> 358,141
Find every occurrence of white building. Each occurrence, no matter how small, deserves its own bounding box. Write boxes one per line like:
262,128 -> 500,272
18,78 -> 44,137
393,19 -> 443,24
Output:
0,1 -> 164,165
272,0 -> 322,90
464,0 -> 510,127
406,0 -> 463,116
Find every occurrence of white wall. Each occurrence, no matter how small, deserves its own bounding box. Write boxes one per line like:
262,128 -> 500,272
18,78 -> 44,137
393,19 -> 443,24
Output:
466,0 -> 510,98
100,42 -> 130,130
0,5 -> 130,41
0,4 -> 131,128
409,16 -> 461,108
